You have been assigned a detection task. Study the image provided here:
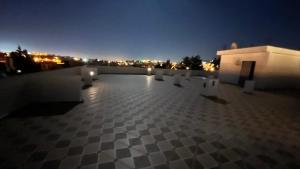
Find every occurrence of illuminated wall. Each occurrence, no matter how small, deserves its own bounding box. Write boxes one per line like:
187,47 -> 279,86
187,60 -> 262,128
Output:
217,46 -> 300,89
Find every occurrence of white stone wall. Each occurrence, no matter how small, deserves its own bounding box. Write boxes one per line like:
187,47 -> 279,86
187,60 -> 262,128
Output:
219,52 -> 269,88
95,66 -> 217,77
218,46 -> 300,89
262,52 -> 300,89
0,67 -> 82,118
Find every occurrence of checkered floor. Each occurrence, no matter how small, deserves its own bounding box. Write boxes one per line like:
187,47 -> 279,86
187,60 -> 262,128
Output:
0,75 -> 300,169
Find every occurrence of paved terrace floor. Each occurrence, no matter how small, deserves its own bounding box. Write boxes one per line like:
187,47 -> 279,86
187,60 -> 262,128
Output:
1,75 -> 300,169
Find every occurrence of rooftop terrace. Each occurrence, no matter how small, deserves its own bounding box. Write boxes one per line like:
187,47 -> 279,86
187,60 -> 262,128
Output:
0,75 -> 300,169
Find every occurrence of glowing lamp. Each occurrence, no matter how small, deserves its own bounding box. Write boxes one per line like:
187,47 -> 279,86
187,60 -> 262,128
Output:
186,67 -> 190,70
89,71 -> 95,76
17,70 -> 22,73
73,57 -> 80,61
83,58 -> 88,63
147,67 -> 152,76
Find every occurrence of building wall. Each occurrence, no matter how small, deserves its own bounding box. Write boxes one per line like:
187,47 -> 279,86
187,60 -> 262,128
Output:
219,52 -> 269,88
261,53 -> 300,89
219,46 -> 300,89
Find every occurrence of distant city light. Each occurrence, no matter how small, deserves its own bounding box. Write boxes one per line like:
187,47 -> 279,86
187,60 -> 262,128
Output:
203,62 -> 215,72
73,57 -> 80,61
32,56 -> 64,64
171,62 -> 177,70
83,58 -> 88,62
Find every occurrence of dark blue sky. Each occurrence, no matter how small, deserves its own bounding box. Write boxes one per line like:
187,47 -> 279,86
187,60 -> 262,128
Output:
1,0 -> 300,60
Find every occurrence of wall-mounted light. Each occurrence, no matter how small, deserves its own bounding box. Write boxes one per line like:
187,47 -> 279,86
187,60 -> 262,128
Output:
234,57 -> 241,65
89,71 -> 95,76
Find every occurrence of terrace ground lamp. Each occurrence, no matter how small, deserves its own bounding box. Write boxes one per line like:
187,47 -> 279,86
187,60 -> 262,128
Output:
147,67 -> 152,76
185,68 -> 191,80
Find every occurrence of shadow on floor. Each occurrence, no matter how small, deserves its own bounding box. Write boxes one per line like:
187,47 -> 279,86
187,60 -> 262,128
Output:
8,102 -> 81,118
201,95 -> 229,105
174,84 -> 183,88
82,84 -> 92,90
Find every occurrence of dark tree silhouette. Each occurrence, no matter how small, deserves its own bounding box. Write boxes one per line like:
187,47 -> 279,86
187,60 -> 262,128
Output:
190,55 -> 202,70
160,59 -> 172,69
182,56 -> 191,68
10,45 -> 39,73
180,55 -> 202,70
212,56 -> 221,70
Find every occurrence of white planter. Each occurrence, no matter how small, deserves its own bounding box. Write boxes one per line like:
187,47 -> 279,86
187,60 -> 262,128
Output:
243,80 -> 255,94
185,71 -> 191,80
200,78 -> 219,97
173,74 -> 181,86
155,70 -> 164,80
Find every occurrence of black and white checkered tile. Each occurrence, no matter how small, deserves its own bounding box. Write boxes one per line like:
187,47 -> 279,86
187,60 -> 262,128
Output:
0,75 -> 299,169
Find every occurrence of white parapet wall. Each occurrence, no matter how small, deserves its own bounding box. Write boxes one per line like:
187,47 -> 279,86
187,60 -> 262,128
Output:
0,77 -> 28,118
24,75 -> 82,102
97,66 -> 147,74
95,66 -> 218,77
0,66 -> 82,118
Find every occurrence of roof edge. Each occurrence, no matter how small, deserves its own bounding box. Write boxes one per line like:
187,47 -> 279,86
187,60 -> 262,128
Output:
217,45 -> 300,56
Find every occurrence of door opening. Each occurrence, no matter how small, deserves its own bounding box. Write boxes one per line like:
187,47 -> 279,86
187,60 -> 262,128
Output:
238,61 -> 256,86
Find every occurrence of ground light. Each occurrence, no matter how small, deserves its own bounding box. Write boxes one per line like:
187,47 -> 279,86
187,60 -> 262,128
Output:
147,67 -> 152,75
83,58 -> 88,63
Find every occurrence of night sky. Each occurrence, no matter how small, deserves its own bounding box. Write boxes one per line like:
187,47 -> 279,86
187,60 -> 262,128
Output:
1,0 -> 300,60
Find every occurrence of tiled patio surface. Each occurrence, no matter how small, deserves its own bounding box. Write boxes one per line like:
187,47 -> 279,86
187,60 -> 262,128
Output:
1,75 -> 300,169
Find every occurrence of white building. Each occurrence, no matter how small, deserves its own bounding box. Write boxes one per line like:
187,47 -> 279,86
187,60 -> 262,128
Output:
217,46 -> 300,89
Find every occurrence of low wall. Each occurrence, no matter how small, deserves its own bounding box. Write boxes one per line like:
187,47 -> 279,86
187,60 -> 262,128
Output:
96,66 -> 147,74
93,66 -> 218,77
0,67 -> 82,118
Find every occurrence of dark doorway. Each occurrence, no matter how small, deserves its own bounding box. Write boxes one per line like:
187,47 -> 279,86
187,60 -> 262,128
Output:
238,61 -> 256,86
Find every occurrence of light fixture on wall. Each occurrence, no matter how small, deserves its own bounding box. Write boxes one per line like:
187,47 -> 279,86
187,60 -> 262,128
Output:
234,57 -> 241,65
